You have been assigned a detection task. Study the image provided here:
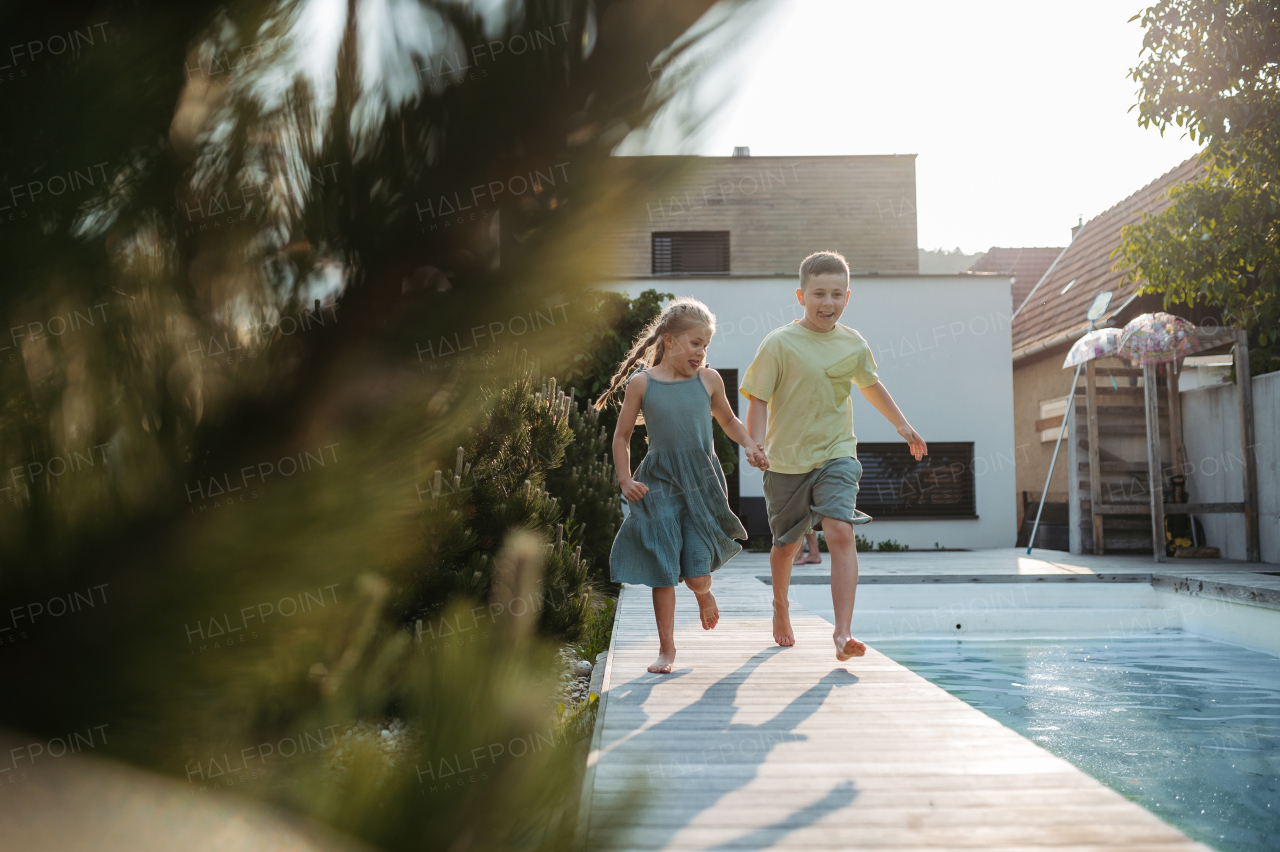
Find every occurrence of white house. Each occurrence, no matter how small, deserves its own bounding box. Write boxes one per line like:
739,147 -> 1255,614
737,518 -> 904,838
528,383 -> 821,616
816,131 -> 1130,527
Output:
598,152 -> 1015,548
605,274 -> 1016,550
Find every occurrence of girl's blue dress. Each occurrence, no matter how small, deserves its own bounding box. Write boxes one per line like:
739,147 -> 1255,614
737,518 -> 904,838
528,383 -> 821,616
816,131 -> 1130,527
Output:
609,368 -> 747,586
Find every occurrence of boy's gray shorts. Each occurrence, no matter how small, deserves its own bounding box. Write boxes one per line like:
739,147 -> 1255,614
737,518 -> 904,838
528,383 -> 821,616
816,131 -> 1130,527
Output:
762,456 -> 872,548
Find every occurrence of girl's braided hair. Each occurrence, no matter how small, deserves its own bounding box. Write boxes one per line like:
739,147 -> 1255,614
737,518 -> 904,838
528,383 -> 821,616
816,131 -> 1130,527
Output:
593,296 -> 716,411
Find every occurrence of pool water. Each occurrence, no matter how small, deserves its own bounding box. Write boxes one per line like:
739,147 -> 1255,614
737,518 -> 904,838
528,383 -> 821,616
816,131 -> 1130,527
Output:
873,635 -> 1280,852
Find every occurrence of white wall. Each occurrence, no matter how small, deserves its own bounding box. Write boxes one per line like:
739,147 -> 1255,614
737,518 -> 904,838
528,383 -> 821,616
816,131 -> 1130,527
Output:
1180,370 -> 1280,563
606,275 -> 1017,549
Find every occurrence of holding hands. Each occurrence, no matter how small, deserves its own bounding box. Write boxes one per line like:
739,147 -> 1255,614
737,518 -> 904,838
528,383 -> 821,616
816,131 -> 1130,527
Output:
746,443 -> 769,470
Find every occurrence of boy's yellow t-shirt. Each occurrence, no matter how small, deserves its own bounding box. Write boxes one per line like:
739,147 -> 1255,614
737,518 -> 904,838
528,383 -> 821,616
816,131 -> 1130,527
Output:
740,320 -> 879,475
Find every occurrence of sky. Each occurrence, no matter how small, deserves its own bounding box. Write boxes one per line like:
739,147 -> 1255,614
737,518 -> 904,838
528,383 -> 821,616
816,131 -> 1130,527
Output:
626,0 -> 1204,255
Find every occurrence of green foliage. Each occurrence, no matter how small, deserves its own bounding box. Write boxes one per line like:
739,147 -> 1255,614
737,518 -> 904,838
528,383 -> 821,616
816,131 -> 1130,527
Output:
748,536 -> 772,553
1121,1 -> 1280,373
555,693 -> 600,745
711,420 -> 739,475
1128,1 -> 1278,145
544,397 -> 624,585
573,596 -> 617,664
410,351 -> 593,641
308,599 -> 589,851
554,289 -> 674,405
750,533 -> 907,552
553,288 -> 670,475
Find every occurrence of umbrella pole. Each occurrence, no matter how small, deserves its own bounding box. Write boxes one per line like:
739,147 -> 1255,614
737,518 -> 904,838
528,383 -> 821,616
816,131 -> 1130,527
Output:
1027,359 -> 1087,555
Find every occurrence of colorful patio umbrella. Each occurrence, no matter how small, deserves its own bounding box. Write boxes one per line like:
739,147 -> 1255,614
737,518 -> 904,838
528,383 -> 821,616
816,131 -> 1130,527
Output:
1063,327 -> 1123,368
1117,312 -> 1202,365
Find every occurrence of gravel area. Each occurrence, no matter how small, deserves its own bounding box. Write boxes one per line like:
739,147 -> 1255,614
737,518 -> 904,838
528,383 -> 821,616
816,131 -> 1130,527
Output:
327,719 -> 409,774
555,647 -> 594,709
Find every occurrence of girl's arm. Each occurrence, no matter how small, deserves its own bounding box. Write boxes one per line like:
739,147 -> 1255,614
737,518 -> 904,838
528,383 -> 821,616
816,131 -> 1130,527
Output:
612,375 -> 650,501
703,370 -> 768,469
858,381 -> 927,460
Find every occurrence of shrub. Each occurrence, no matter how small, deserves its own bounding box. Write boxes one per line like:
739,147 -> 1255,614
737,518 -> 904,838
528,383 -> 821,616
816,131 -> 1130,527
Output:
574,596 -> 617,663
544,397 -> 623,585
407,350 -> 595,641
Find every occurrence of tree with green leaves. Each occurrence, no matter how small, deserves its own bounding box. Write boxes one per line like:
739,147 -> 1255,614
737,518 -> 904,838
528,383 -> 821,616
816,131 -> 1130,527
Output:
1120,0 -> 1280,373
0,0 -> 767,847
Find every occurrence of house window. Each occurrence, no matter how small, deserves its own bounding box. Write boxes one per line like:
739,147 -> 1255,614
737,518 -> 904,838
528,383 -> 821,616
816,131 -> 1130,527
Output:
1036,395 -> 1070,443
652,231 -> 730,274
856,442 -> 976,519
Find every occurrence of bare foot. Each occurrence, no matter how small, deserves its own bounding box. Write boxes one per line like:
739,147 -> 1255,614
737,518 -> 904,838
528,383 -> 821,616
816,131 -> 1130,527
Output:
834,634 -> 867,661
772,600 -> 795,647
695,590 -> 720,630
648,648 -> 676,673
791,550 -> 807,565
804,555 -> 822,565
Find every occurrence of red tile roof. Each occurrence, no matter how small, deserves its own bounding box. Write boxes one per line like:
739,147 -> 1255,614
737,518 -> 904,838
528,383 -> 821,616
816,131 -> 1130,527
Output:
968,247 -> 1065,310
1011,155 -> 1205,355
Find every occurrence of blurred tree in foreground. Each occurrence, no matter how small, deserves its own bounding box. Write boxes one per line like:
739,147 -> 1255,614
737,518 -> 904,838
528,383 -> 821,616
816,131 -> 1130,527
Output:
0,0 -> 767,848
1120,0 -> 1280,373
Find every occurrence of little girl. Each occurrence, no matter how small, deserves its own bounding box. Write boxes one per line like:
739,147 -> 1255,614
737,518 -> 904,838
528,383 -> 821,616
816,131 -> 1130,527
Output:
594,297 -> 767,674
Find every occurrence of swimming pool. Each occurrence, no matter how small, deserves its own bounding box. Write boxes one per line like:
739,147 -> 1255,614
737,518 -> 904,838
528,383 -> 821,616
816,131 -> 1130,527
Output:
791,583 -> 1280,852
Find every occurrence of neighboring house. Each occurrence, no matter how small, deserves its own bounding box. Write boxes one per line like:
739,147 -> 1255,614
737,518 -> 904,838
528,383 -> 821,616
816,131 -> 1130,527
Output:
1008,155 -> 1220,551
601,152 -> 1016,550
969,247 -> 1064,312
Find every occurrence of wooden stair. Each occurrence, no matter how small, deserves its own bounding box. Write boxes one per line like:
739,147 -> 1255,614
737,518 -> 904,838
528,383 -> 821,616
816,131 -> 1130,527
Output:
1067,361 -> 1177,555
1064,330 -> 1261,562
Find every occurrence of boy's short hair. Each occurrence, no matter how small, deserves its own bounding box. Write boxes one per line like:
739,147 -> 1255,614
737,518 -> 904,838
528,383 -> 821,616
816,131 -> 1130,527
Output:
799,251 -> 850,288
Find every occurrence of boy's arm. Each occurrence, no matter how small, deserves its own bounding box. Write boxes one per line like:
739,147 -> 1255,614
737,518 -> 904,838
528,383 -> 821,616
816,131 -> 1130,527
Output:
745,393 -> 768,451
611,376 -> 650,501
859,381 -> 927,460
739,345 -> 777,455
703,370 -> 767,468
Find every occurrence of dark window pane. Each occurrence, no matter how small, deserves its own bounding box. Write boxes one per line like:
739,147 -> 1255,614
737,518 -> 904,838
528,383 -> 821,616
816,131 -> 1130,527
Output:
652,231 -> 730,274
715,368 -> 739,517
856,442 -> 976,518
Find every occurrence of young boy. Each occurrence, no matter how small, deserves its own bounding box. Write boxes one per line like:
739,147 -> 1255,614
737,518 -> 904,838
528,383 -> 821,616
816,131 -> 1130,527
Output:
740,250 -> 927,661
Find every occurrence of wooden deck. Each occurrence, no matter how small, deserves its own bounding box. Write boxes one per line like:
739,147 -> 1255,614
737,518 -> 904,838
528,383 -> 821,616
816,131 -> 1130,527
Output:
580,572 -> 1212,851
